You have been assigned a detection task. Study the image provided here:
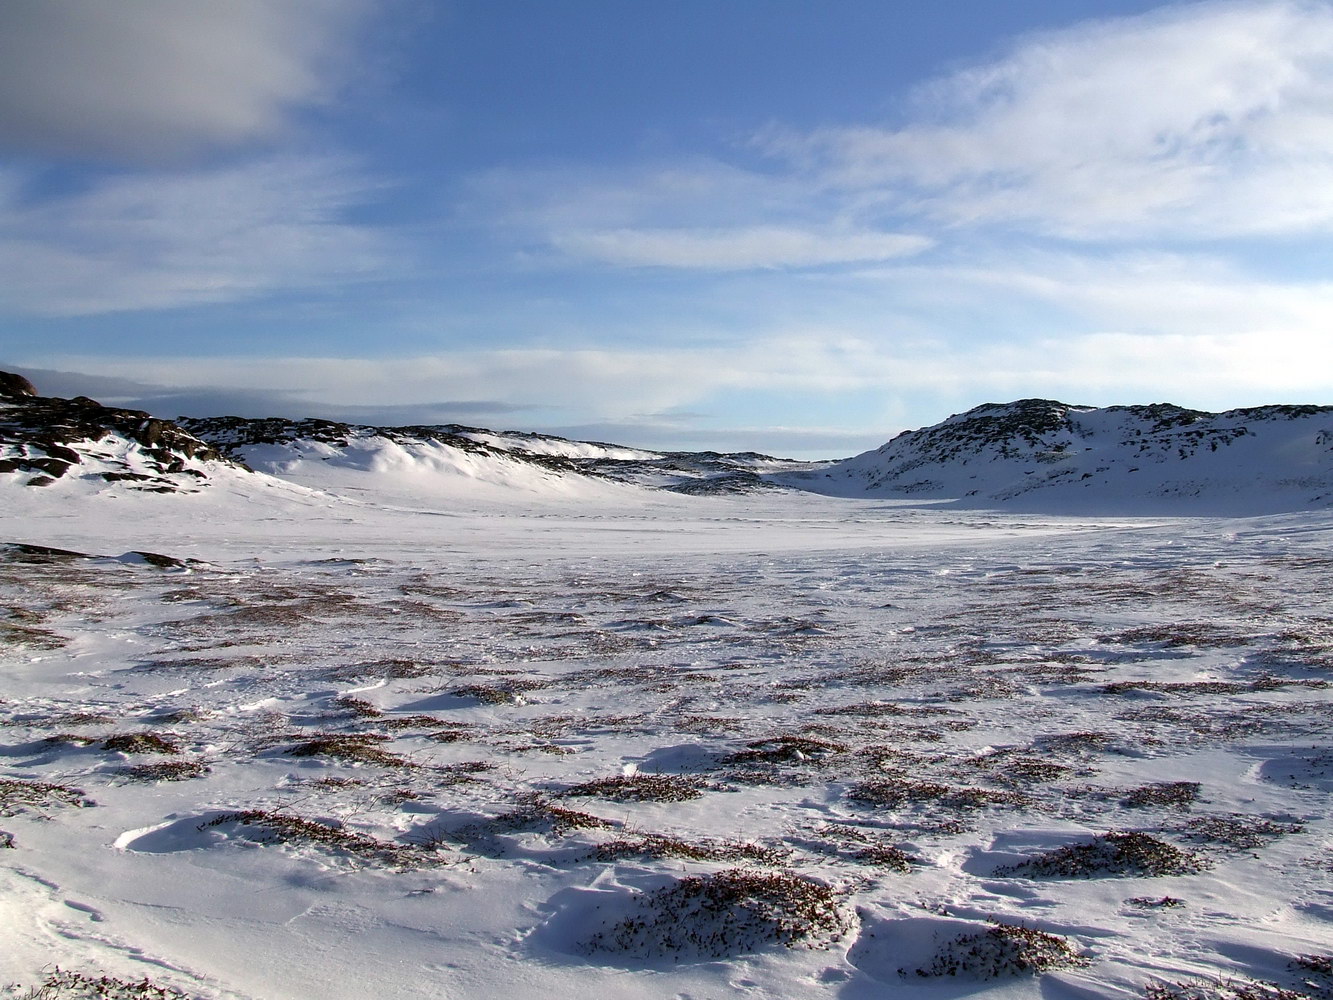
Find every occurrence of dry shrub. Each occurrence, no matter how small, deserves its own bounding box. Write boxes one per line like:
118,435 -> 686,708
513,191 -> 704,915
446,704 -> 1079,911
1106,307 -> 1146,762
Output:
0,778 -> 92,816
590,833 -> 786,865
1123,781 -> 1202,808
119,760 -> 210,782
1174,814 -> 1304,850
848,777 -> 1025,810
11,968 -> 189,999
1144,977 -> 1315,1000
722,735 -> 847,765
285,733 -> 415,768
997,831 -> 1205,878
101,732 -> 180,754
493,798 -> 614,836
912,921 -> 1089,979
198,810 -> 441,866
584,869 -> 852,960
560,773 -> 707,802
1128,895 -> 1185,908
808,823 -> 920,872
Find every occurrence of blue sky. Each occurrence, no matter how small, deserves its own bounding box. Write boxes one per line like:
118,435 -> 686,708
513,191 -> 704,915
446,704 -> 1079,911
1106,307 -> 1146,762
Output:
3,0 -> 1332,458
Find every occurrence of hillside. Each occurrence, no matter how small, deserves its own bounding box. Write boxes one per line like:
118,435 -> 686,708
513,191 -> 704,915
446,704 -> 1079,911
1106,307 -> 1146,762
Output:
785,398 -> 1333,514
178,415 -> 799,497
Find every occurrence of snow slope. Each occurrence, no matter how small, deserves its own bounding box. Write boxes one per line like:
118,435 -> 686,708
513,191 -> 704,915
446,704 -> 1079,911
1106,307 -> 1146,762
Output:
179,415 -> 804,500
786,399 -> 1333,515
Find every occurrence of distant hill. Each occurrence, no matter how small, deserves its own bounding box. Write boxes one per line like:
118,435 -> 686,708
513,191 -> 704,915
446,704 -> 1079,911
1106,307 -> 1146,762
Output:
783,398 -> 1333,514
177,415 -> 799,496
10,373 -> 1330,514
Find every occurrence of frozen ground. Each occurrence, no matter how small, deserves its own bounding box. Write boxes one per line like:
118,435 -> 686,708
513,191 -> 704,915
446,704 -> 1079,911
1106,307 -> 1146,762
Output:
2,477 -> 1331,999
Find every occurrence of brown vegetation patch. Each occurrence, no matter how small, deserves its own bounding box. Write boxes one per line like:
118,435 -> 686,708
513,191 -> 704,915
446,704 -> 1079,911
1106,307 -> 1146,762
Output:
848,776 -> 1026,811
119,760 -> 210,782
0,778 -> 92,816
285,733 -> 415,768
1123,781 -> 1203,808
997,831 -> 1205,878
560,773 -> 708,802
101,732 -> 181,754
912,921 -> 1089,979
584,868 -> 852,959
590,833 -> 787,865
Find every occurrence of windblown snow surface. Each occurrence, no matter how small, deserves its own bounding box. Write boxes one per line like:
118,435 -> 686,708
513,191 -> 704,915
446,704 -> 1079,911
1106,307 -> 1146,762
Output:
3,409 -> 1332,1000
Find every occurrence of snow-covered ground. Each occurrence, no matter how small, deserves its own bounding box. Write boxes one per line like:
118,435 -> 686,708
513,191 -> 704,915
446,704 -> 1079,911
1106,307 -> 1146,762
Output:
2,467 -> 1331,1000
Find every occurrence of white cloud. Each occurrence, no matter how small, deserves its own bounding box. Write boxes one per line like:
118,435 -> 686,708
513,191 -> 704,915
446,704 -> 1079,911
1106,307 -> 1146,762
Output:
553,225 -> 932,270
0,0 -> 373,160
777,0 -> 1333,238
0,158 -> 390,316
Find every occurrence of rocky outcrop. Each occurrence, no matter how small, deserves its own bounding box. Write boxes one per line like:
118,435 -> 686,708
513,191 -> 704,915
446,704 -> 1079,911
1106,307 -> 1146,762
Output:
0,372 -> 37,399
0,371 -> 240,491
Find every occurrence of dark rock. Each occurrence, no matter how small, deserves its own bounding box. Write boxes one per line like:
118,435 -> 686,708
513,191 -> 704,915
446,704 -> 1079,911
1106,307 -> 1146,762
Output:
0,372 -> 37,398
126,550 -> 190,568
41,444 -> 81,464
26,457 -> 73,478
3,543 -> 92,559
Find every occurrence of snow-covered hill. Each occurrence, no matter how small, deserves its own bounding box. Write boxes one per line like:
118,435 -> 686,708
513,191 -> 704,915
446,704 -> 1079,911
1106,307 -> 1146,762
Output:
178,414 -> 801,497
785,398 -> 1333,515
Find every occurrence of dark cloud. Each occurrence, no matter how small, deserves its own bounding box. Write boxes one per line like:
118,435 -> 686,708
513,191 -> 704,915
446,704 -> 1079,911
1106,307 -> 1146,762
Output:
0,0 -> 371,161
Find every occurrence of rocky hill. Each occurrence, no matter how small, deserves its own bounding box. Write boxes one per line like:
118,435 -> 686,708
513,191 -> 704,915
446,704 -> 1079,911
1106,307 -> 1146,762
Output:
784,398 -> 1333,514
0,372 -> 240,494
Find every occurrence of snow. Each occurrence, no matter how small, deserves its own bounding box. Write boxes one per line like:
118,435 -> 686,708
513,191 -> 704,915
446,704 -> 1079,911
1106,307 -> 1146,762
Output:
2,440 -> 1332,1000
454,430 -> 659,462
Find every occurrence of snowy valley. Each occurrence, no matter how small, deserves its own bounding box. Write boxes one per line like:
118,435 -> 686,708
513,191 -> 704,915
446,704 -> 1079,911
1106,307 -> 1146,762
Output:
2,373 -> 1331,1000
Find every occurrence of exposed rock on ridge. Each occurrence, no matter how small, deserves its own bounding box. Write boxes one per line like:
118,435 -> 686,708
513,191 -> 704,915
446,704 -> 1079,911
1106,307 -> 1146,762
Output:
0,372 -> 239,492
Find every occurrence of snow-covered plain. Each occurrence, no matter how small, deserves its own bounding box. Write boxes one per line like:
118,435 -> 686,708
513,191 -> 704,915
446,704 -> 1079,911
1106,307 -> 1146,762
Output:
3,454 -> 1332,999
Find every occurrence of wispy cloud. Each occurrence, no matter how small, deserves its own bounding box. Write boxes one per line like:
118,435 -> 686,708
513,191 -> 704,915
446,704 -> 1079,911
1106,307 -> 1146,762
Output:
0,157 -> 390,316
773,0 -> 1333,238
553,226 -> 931,270
0,0 -> 375,161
